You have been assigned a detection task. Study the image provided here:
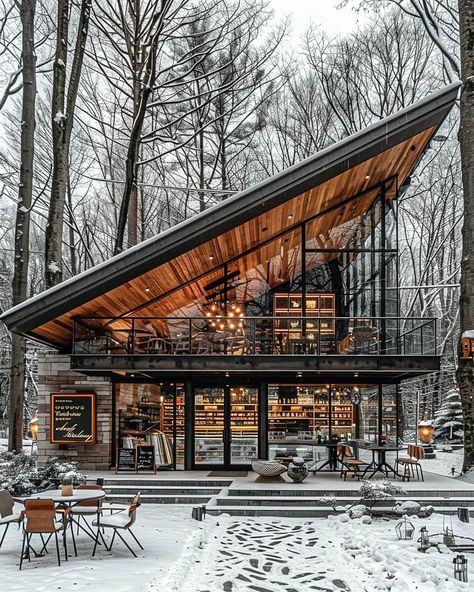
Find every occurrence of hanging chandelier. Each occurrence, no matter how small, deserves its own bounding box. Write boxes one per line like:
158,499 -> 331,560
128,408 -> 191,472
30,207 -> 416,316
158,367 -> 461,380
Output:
204,301 -> 245,333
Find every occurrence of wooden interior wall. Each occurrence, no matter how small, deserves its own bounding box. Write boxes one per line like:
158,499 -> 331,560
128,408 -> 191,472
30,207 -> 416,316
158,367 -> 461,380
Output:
32,126 -> 435,346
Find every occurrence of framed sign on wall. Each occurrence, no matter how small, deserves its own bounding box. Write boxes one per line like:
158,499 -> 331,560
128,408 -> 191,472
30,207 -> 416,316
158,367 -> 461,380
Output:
50,393 -> 97,445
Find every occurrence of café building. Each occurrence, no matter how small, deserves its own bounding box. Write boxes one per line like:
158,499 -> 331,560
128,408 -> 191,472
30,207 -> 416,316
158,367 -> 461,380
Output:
1,84 -> 458,472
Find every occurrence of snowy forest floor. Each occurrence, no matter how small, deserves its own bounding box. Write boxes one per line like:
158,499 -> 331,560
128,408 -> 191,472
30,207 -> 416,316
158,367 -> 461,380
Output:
1,505 -> 473,592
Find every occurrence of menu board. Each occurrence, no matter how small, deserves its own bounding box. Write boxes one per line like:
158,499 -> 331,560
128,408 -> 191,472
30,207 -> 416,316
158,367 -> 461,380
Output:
117,448 -> 137,472
50,393 -> 96,445
136,445 -> 156,473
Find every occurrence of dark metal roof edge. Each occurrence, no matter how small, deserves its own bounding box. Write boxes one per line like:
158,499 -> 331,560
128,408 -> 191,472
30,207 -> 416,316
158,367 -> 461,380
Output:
1,82 -> 460,335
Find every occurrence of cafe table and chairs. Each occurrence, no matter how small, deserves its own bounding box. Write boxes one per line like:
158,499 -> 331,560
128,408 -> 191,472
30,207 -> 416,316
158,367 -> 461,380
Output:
15,488 -> 106,559
360,444 -> 404,479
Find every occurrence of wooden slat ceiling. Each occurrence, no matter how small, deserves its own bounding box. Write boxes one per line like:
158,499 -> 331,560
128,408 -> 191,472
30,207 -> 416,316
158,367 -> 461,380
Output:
32,127 -> 435,346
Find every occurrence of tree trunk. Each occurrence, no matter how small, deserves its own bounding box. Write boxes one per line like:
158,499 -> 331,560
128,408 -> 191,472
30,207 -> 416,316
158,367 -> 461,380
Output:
45,0 -> 91,288
9,0 -> 37,451
457,0 -> 474,472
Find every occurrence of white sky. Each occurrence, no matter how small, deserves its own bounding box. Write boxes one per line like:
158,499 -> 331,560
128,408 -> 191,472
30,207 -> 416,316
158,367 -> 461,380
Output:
270,0 -> 368,40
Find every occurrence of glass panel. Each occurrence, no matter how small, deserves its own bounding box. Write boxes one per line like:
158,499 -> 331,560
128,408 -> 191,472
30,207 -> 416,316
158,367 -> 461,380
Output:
382,385 -> 397,445
359,386 -> 379,443
268,384 -> 331,465
330,386 -> 356,440
116,383 -> 175,469
194,387 -> 225,465
230,387 -> 258,464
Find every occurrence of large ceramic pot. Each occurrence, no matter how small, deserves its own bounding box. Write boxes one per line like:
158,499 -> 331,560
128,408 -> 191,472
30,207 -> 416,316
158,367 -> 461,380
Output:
287,456 -> 308,483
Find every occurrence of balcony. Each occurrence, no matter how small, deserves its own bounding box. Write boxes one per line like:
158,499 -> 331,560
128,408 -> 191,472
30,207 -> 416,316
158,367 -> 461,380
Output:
72,316 -> 436,358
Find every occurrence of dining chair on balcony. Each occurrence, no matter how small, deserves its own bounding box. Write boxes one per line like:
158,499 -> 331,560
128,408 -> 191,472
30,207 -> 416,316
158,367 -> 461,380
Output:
92,493 -> 143,558
0,489 -> 23,550
19,499 -> 65,570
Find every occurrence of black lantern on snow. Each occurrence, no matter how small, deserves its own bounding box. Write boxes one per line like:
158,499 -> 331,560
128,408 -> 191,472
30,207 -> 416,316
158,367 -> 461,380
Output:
453,554 -> 468,583
395,516 -> 415,540
417,526 -> 430,552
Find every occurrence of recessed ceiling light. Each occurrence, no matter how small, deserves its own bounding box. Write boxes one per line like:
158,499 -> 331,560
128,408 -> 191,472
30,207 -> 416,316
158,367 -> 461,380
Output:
209,256 -> 214,261
365,175 -> 370,180
225,371 -> 230,377
145,287 -> 150,292
354,373 -> 359,377
288,214 -> 293,220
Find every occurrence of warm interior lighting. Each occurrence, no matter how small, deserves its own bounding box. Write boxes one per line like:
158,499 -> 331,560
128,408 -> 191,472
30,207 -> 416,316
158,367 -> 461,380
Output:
204,301 -> 245,333
28,411 -> 39,441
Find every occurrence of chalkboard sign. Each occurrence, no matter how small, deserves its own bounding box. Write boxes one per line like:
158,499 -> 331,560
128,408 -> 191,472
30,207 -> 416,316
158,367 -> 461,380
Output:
50,393 -> 96,445
136,445 -> 156,473
117,448 -> 137,473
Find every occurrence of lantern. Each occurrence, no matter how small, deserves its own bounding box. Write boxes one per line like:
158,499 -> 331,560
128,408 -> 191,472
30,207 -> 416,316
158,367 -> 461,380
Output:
417,415 -> 434,444
453,554 -> 468,583
395,516 -> 415,540
418,526 -> 430,552
28,411 -> 39,441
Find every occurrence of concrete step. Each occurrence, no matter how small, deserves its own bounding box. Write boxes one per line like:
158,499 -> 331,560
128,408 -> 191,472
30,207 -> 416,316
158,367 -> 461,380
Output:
104,486 -> 223,496
206,505 -> 474,518
101,479 -> 232,487
105,493 -> 213,504
216,495 -> 474,508
227,488 -> 474,498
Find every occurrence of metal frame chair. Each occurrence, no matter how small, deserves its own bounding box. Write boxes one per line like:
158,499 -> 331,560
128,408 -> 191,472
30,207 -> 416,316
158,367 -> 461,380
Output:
0,489 -> 23,550
19,499 -> 65,570
92,493 -> 143,558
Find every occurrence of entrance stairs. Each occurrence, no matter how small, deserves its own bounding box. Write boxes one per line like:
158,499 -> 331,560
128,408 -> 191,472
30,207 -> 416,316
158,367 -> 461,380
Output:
98,478 -> 232,505
90,474 -> 474,518
206,486 -> 474,518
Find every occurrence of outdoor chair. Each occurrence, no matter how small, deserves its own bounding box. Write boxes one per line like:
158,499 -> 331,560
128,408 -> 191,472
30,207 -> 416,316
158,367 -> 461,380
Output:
19,499 -> 65,570
92,493 -> 143,558
70,484 -> 104,538
337,444 -> 368,480
0,489 -> 23,550
395,444 -> 425,481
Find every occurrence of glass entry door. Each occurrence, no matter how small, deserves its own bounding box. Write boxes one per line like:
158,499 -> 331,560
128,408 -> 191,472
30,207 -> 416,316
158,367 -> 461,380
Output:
193,386 -> 258,469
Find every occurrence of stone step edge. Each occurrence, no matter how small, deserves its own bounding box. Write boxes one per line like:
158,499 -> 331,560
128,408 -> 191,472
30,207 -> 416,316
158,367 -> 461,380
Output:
104,485 -> 224,490
214,495 -> 474,502
206,505 -> 474,514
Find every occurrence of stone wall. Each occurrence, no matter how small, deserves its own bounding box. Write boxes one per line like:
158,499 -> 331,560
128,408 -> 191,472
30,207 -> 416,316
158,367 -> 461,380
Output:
37,353 -> 113,470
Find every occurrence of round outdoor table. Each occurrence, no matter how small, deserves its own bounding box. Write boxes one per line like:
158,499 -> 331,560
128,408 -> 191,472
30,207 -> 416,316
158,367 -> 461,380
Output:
361,445 -> 404,479
16,489 -> 105,559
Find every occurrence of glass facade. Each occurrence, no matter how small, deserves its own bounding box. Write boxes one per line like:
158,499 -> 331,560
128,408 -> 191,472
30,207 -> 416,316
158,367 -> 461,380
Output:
114,381 -> 397,470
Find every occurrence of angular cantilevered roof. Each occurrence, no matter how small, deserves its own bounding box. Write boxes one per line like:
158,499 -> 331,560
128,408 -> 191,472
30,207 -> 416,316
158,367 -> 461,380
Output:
1,82 -> 460,348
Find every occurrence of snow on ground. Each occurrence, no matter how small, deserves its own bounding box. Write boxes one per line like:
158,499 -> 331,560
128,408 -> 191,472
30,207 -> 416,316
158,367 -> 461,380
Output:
1,501 -> 473,591
422,447 -> 464,477
170,512 -> 474,592
0,505 -> 200,592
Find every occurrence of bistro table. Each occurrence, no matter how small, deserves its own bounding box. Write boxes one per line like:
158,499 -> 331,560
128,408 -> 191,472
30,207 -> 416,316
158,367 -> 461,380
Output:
15,489 -> 106,559
310,442 -> 340,474
360,445 -> 404,479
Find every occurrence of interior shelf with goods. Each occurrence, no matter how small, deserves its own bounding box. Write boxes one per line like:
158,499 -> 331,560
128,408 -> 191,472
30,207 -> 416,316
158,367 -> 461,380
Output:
273,292 -> 336,353
118,401 -> 174,468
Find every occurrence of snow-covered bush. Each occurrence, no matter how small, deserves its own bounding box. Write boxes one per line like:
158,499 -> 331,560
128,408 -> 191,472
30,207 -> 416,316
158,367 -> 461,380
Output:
0,450 -> 37,495
353,479 -> 405,511
0,451 -> 85,495
40,457 -> 85,489
433,386 -> 464,443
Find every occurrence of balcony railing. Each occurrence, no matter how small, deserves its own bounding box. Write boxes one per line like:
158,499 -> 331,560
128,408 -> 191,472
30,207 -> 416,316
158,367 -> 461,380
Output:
72,316 -> 437,357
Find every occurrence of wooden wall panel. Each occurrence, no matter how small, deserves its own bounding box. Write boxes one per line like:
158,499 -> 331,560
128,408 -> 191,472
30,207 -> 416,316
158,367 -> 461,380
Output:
34,127 -> 435,346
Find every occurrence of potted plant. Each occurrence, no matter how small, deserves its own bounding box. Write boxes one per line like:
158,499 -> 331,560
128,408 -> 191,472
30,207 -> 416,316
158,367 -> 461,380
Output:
60,471 -> 77,496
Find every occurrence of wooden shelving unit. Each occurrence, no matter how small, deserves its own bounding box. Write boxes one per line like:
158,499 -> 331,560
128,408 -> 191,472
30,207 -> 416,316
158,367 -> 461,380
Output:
273,293 -> 336,353
268,402 -> 353,437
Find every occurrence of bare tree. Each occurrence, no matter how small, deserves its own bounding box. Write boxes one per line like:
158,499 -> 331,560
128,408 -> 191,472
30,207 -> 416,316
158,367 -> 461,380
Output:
45,0 -> 92,288
8,0 -> 37,451
457,0 -> 474,471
